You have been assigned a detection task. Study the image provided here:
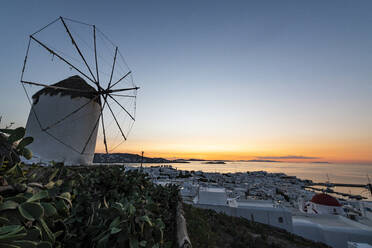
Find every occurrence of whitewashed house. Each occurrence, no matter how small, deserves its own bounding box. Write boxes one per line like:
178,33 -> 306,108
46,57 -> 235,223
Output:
194,187 -> 293,232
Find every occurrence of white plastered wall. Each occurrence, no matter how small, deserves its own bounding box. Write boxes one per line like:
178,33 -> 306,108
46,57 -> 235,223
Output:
25,93 -> 101,165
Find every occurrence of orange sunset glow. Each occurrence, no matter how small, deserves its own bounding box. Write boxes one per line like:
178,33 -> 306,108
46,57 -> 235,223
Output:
95,136 -> 372,164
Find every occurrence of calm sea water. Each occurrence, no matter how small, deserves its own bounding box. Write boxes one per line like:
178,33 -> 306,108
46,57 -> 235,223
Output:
132,161 -> 372,200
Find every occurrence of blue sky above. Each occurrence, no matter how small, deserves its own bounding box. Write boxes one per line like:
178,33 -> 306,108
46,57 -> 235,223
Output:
0,1 -> 371,162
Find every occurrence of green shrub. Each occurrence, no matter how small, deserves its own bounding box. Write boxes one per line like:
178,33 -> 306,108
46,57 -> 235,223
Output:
1,127 -> 180,247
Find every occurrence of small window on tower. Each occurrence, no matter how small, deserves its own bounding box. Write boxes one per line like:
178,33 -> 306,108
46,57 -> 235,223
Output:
278,217 -> 283,223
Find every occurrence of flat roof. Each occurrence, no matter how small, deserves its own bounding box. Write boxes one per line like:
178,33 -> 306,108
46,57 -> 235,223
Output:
293,215 -> 372,230
199,187 -> 226,193
237,201 -> 276,208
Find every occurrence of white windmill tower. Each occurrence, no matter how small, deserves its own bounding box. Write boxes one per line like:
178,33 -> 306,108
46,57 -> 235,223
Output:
21,17 -> 139,165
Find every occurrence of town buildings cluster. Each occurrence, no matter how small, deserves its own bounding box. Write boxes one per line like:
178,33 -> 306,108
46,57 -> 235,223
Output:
126,165 -> 372,248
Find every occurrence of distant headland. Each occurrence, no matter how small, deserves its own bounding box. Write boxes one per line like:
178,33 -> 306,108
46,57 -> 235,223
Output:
93,153 -> 189,164
93,153 -> 329,164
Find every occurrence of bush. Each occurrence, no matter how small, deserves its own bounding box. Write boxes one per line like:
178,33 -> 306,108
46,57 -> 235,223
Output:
0,127 -> 180,248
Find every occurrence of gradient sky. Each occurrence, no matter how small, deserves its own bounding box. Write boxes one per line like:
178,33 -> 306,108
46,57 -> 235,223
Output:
0,1 -> 371,163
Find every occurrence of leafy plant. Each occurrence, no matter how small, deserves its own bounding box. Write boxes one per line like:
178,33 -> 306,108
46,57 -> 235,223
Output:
0,164 -> 74,247
1,162 -> 180,247
0,127 -> 33,161
63,167 -> 179,248
1,126 -> 180,247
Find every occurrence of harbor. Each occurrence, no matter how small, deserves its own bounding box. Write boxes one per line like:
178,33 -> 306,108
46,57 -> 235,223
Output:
123,164 -> 372,248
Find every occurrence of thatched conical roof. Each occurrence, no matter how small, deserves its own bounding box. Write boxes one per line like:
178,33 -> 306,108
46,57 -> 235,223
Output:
32,75 -> 100,104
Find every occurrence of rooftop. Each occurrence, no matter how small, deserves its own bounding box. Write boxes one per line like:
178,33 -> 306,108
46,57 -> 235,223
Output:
199,187 -> 226,193
311,193 -> 341,207
236,200 -> 276,209
293,215 -> 372,230
32,75 -> 100,104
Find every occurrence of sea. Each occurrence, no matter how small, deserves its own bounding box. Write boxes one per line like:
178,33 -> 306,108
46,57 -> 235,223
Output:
128,161 -> 372,201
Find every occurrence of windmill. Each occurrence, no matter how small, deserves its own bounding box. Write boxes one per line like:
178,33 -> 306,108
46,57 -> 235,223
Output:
20,17 -> 139,165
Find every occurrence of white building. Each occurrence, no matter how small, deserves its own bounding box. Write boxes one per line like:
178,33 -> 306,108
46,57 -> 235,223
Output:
194,188 -> 372,247
293,214 -> 372,248
233,199 -> 293,232
194,187 -> 293,232
197,187 -> 228,206
348,242 -> 372,248
359,201 -> 372,221
25,75 -> 101,165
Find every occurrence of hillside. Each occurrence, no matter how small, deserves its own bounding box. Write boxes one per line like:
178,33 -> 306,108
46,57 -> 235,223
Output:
183,204 -> 330,248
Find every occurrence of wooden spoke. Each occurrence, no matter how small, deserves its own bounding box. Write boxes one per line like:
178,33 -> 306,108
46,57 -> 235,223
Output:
109,94 -> 136,98
42,96 -> 99,131
81,101 -> 106,154
30,35 -> 96,84
104,98 -> 127,141
107,87 -> 139,93
93,25 -> 100,84
60,17 -> 97,82
101,99 -> 108,154
109,71 -> 131,89
108,47 -> 118,88
108,94 -> 135,121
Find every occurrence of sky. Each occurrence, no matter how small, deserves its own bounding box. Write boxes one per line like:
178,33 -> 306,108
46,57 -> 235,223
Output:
0,1 -> 371,164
